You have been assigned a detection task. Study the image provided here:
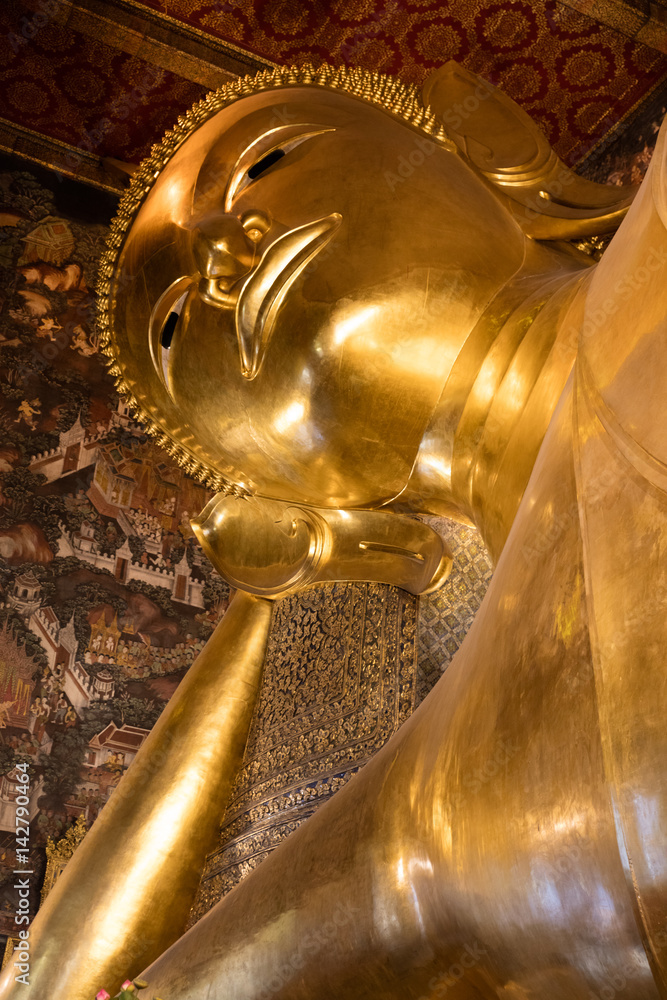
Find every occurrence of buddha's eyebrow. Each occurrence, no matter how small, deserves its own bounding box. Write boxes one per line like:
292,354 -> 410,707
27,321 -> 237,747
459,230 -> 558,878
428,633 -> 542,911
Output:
224,123 -> 335,211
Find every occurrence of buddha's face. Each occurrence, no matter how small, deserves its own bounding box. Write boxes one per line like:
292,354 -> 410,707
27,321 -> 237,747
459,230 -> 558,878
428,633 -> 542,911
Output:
112,85 -> 526,507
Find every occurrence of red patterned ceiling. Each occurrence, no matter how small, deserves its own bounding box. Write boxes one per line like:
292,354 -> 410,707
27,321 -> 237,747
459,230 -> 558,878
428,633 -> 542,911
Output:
128,0 -> 667,160
1,0 -> 666,168
0,2 -> 208,163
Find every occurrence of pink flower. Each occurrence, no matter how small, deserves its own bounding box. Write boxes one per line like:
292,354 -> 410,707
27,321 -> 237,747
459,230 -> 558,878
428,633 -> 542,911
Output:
96,991 -> 111,1000
121,983 -> 134,991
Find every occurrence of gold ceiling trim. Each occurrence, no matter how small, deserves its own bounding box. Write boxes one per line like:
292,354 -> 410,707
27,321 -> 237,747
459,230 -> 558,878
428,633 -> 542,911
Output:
113,0 -> 277,68
96,63 -> 456,494
576,67 -> 667,168
59,4 -> 237,91
0,117 -> 124,195
66,0 -> 276,80
558,0 -> 667,52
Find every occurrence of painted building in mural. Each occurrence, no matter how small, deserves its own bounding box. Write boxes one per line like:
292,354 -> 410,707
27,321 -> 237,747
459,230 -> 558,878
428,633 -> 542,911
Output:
0,165 -> 231,936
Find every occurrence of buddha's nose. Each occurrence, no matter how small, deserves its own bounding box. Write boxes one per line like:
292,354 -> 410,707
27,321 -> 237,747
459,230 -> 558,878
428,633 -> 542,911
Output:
192,212 -> 268,306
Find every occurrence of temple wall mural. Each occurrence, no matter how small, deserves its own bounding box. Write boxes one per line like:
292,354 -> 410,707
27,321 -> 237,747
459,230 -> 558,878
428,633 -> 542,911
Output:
0,164 -> 231,938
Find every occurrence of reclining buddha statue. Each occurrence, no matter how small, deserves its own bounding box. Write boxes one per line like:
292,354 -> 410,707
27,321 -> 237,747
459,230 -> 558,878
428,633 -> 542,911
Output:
1,61 -> 665,1000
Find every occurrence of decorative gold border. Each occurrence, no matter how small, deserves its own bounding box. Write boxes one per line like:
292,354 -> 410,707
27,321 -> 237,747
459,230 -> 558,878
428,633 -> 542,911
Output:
0,819 -> 87,970
0,117 -> 125,195
59,0 -> 273,91
95,63 -> 455,493
1,937 -> 19,971
575,68 -> 667,168
40,814 -> 88,906
95,0 -> 277,71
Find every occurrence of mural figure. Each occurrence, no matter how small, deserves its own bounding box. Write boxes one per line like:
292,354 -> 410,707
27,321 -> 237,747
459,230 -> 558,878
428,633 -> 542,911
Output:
14,399 -> 40,430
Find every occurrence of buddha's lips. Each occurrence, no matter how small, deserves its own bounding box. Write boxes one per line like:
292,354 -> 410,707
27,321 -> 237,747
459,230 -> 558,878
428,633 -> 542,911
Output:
235,212 -> 342,380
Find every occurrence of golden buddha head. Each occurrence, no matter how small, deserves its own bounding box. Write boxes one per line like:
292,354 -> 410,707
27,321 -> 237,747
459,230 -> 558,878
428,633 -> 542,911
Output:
99,64 -> 631,515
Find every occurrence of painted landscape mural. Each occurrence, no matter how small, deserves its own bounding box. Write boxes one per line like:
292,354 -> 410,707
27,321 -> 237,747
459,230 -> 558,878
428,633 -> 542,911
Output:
0,162 -> 231,937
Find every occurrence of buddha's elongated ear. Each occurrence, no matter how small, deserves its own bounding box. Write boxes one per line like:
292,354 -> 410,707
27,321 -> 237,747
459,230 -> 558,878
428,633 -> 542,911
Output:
422,61 -> 636,241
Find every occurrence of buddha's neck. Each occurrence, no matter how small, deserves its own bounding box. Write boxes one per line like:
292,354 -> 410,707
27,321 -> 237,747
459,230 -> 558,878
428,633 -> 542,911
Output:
392,240 -> 593,562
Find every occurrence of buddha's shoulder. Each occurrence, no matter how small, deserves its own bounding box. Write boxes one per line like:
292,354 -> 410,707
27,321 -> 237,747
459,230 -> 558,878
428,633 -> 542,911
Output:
650,114 -> 667,230
576,118 -> 667,475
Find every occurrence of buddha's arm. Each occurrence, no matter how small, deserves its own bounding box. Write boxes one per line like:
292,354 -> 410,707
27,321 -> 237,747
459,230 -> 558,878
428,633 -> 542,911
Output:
577,118 -> 667,469
136,383 -> 660,1000
0,591 -> 273,1000
572,118 -> 667,991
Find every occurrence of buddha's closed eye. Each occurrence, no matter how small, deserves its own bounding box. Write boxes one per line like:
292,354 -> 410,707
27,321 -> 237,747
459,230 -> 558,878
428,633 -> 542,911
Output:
224,125 -> 335,209
247,147 -> 285,180
149,276 -> 193,393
